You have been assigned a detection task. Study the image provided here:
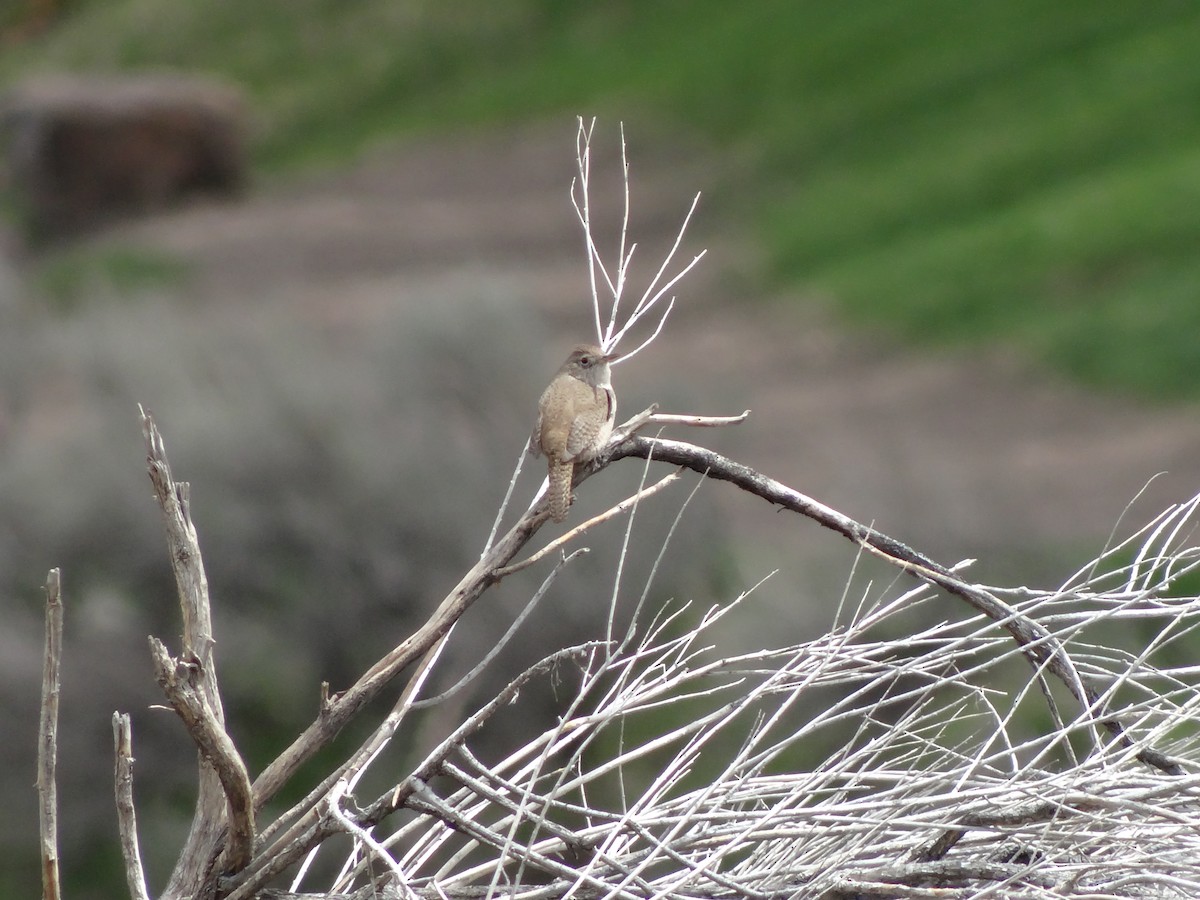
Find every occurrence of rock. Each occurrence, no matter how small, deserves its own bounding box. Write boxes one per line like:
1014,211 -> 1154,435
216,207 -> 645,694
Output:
1,74 -> 247,242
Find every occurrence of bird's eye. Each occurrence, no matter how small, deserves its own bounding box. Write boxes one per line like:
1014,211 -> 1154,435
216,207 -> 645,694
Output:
579,355 -> 593,366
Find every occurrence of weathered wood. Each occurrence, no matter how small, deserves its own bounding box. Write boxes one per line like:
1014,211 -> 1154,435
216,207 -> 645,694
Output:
37,569 -> 63,900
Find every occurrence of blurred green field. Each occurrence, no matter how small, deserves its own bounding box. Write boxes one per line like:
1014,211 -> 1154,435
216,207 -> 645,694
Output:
4,0 -> 1200,396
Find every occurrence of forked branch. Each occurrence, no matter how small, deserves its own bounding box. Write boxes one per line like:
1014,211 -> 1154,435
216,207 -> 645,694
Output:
141,408 -> 256,895
149,638 -> 256,872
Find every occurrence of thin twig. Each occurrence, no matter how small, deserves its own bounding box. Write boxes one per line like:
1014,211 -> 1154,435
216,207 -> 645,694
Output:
412,550 -> 587,706
496,470 -> 684,578
482,437 -> 532,557
37,568 -> 63,900
112,713 -> 151,900
249,499 -> 549,808
611,296 -> 677,365
325,778 -> 416,899
569,118 -> 701,356
610,121 -> 633,339
610,404 -> 660,443
570,117 -> 607,340
225,647 -> 595,900
648,411 -> 751,427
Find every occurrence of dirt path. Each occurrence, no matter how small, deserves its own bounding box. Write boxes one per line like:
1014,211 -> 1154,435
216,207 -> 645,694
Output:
80,121 -> 1200,594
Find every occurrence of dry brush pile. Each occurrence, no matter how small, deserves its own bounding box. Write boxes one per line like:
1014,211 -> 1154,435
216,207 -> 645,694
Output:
33,122 -> 1200,900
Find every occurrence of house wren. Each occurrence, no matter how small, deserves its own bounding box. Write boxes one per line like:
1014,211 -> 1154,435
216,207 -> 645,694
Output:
532,343 -> 617,522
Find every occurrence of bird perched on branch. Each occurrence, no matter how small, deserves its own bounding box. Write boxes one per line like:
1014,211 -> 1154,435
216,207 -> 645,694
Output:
532,343 -> 618,522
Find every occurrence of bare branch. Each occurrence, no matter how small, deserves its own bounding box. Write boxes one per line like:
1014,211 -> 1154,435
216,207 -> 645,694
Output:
120,122 -> 1199,900
647,410 -> 751,427
481,437 -> 532,556
610,403 -> 660,443
112,713 -> 151,900
611,121 -> 633,339
496,470 -> 684,578
37,568 -> 63,900
411,551 -> 587,707
244,471 -> 671,892
137,390 -> 1195,900
629,191 -> 703,321
609,295 -> 676,365
243,434 -> 1200,900
569,119 -> 702,356
224,647 -> 593,900
141,406 -> 245,896
324,779 -> 414,899
140,407 -> 220,696
263,613 -> 460,891
150,638 -> 256,873
605,433 -> 1184,776
569,117 -> 610,340
250,498 -> 550,807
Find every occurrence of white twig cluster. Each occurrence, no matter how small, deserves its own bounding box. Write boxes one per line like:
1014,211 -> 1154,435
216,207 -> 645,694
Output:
572,116 -> 705,361
309,495 -> 1200,899
491,117 -> 716,548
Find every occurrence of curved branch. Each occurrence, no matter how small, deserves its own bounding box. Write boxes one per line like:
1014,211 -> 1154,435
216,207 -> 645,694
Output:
603,434 -> 1183,776
150,639 -> 256,873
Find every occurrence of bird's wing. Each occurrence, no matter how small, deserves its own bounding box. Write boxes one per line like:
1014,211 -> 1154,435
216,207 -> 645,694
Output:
529,408 -> 543,457
563,383 -> 608,459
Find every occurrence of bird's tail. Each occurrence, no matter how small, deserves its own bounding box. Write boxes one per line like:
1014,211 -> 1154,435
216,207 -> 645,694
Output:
548,460 -> 573,523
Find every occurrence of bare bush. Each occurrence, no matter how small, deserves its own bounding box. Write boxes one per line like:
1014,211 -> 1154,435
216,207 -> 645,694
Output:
28,121 -> 1200,900
298,494 -> 1200,899
0,218 -> 722,895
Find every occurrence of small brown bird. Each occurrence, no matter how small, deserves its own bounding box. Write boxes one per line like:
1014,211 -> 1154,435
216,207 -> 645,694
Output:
532,343 -> 618,522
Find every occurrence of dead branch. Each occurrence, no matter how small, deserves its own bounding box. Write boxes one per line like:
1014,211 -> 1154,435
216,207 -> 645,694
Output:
126,409 -> 578,900
496,469 -> 684,578
646,410 -> 750,428
605,433 -> 1184,776
571,117 -> 702,359
141,407 -> 247,896
150,638 -> 256,872
34,124 -> 1195,900
249,502 -> 547,807
112,713 -> 151,900
37,568 -> 63,900
823,860 -> 1058,896
223,647 -> 591,900
132,397 -> 1189,899
141,407 -> 220,698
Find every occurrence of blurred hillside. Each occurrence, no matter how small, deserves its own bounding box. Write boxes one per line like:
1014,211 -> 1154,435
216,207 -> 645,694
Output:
3,3 -> 1200,898
4,0 -> 1200,394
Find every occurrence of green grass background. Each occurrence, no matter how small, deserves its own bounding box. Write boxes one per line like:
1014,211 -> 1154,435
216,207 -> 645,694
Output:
5,1 -> 1200,396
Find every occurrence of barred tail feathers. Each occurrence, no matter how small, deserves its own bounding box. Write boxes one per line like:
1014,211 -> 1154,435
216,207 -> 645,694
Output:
548,459 -> 573,523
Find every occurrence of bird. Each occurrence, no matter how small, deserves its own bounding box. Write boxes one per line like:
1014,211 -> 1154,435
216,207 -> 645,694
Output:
532,343 -> 618,522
